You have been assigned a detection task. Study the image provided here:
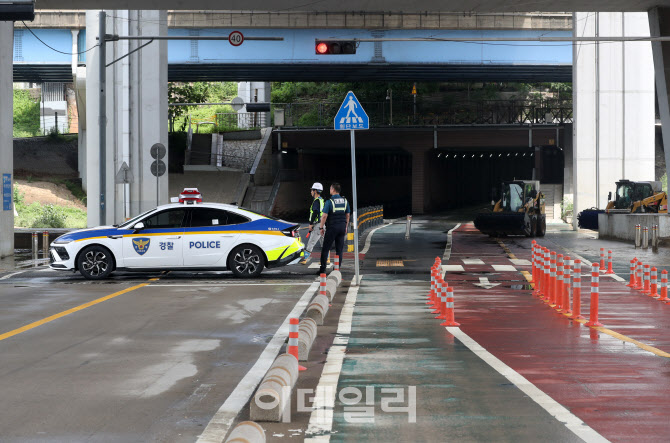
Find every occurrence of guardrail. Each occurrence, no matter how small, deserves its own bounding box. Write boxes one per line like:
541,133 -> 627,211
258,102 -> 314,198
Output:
347,205 -> 384,252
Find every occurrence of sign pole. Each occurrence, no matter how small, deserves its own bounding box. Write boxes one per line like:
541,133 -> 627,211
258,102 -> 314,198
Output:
350,129 -> 360,286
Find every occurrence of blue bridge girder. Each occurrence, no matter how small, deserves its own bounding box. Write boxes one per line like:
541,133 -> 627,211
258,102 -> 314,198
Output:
13,27 -> 572,83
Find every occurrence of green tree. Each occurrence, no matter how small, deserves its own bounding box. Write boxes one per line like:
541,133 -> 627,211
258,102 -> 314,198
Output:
168,82 -> 210,131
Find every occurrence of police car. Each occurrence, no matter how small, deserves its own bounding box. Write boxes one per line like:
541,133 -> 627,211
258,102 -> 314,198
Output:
49,189 -> 304,279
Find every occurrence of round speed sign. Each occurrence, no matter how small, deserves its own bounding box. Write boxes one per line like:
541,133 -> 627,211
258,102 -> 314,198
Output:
229,31 -> 244,47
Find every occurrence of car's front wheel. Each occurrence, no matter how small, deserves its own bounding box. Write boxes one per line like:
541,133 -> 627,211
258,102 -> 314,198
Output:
77,245 -> 114,280
229,245 -> 265,278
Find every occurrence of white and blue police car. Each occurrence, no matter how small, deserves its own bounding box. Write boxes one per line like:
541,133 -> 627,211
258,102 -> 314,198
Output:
49,189 -> 304,279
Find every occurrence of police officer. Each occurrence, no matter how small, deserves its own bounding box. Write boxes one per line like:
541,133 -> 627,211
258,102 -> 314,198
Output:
318,183 -> 350,274
300,182 -> 325,264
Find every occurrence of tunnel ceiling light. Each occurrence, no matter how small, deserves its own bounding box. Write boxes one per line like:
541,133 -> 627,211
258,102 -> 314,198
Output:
499,154 -> 502,157
472,154 -> 475,158
507,153 -> 511,157
438,153 -> 442,157
490,154 -> 493,157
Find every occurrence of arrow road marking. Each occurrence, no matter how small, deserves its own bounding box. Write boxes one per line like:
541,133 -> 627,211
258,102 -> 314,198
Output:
473,277 -> 501,289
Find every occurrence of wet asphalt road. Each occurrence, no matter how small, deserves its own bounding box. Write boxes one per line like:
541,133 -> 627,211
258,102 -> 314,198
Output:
0,264 -> 317,442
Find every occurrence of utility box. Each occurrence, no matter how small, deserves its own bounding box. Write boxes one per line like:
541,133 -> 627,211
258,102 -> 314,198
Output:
274,108 -> 285,127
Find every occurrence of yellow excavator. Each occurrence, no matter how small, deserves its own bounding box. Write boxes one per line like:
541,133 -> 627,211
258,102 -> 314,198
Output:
474,180 -> 546,237
606,180 -> 668,213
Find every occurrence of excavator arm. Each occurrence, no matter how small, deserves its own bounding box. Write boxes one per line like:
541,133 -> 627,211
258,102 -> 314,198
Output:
631,192 -> 668,213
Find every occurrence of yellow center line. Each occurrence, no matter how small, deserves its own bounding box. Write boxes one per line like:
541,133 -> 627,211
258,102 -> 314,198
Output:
520,270 -> 670,358
0,281 -> 152,342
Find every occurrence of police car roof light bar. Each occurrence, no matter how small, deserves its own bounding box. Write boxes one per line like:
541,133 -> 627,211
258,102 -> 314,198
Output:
178,188 -> 202,204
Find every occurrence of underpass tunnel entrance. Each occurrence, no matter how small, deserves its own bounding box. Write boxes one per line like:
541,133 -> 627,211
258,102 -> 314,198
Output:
273,147 -> 412,220
425,146 -> 564,212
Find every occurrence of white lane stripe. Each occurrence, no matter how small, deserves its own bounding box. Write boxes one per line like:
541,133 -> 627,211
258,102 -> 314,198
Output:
308,263 -> 333,269
0,271 -> 25,281
446,327 -> 610,443
442,223 -> 461,262
304,276 -> 361,442
196,281 -> 319,443
361,223 -> 392,255
463,259 -> 485,265
492,264 -> 517,272
442,265 -> 464,272
510,259 -> 532,266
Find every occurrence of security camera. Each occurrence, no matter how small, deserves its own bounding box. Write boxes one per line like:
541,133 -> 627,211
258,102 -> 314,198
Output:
0,1 -> 35,22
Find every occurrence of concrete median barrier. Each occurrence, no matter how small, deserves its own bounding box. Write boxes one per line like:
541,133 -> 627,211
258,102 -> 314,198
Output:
224,421 -> 266,443
328,270 -> 342,287
298,317 -> 318,361
325,279 -> 337,301
249,354 -> 298,422
306,294 -> 330,325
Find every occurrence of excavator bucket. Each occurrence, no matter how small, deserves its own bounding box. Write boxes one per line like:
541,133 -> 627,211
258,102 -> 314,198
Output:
474,212 -> 531,237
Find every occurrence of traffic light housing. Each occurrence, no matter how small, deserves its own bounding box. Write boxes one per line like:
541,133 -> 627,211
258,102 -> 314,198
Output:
315,40 -> 356,55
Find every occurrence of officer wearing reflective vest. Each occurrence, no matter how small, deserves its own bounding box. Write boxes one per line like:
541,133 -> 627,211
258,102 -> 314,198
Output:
300,182 -> 325,264
318,182 -> 351,274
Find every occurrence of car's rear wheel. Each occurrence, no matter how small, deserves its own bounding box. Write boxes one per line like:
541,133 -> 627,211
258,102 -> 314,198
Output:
77,245 -> 114,280
229,245 -> 264,278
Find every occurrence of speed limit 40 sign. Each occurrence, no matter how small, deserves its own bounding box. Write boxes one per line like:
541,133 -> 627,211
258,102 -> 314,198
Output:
229,31 -> 244,46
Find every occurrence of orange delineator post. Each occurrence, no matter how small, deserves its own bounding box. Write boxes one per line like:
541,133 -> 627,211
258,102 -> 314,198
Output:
606,250 -> 614,274
627,258 -> 637,287
334,255 -> 340,271
533,246 -> 543,297
555,254 -> 564,310
289,318 -> 307,371
599,248 -> 606,272
643,264 -> 651,295
431,278 -> 444,314
571,259 -> 584,319
635,261 -> 644,290
427,268 -> 437,304
548,251 -> 557,303
563,257 -> 572,316
542,248 -> 550,299
650,267 -> 659,298
436,278 -> 448,320
441,287 -> 460,327
586,263 -> 604,327
660,270 -> 668,302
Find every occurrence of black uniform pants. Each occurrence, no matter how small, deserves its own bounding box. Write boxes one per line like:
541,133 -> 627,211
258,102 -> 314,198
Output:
320,223 -> 346,272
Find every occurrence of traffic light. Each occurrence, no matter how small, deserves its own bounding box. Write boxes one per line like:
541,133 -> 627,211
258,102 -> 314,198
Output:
315,40 -> 356,55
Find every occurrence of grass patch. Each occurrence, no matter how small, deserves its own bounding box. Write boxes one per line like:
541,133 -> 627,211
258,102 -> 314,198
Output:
15,202 -> 87,229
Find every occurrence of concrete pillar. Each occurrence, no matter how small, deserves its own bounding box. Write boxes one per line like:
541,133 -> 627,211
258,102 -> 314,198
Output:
573,12 -> 655,228
238,81 -> 271,127
0,21 -> 13,258
85,10 -> 168,226
649,8 -> 670,187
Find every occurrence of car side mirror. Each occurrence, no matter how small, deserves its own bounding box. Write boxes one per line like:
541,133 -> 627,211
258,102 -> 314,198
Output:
608,191 -> 612,201
133,222 -> 145,231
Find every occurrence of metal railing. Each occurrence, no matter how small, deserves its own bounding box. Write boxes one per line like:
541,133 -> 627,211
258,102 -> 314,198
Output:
273,99 -> 573,128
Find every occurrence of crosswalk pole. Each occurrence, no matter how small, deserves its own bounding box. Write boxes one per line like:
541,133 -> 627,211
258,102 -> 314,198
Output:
351,129 -> 361,286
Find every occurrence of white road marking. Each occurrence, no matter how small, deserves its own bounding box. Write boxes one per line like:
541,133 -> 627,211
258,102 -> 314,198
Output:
304,276 -> 361,442
608,274 -> 626,282
492,264 -> 517,272
309,263 -> 333,269
510,259 -> 532,266
442,223 -> 461,262
0,271 -> 25,281
446,327 -> 610,443
442,265 -> 464,272
196,281 -> 319,443
361,223 -> 392,255
473,277 -> 501,289
463,258 -> 485,265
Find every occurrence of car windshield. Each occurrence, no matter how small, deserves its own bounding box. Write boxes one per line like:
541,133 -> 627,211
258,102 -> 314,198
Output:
615,184 -> 634,209
502,184 -> 524,212
118,209 -> 156,228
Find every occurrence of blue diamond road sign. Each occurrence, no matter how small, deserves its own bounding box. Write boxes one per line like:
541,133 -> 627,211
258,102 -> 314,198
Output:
334,91 -> 369,131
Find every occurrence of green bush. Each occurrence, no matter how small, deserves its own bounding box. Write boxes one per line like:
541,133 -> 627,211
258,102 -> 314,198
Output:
13,185 -> 23,206
31,204 -> 67,228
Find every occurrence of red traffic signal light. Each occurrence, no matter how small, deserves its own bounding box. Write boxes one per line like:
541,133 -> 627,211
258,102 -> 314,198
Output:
315,40 -> 356,55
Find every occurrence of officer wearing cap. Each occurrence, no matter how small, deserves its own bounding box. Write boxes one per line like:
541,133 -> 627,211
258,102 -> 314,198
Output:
318,183 -> 350,274
300,182 -> 325,264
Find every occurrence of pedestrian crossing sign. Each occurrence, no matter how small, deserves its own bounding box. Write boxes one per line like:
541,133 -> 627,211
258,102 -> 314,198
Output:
334,91 -> 369,130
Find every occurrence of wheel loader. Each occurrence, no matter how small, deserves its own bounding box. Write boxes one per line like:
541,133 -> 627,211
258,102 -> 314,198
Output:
605,180 -> 668,213
474,180 -> 546,237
